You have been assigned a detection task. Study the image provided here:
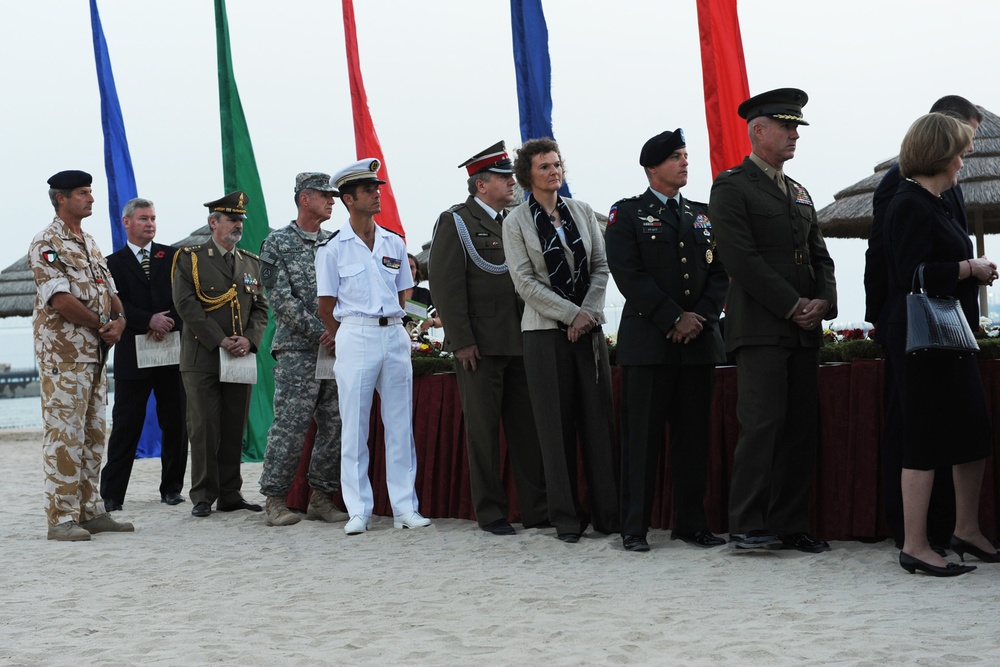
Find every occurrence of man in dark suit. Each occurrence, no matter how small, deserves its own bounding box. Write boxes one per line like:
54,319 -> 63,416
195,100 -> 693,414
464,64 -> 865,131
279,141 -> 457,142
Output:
428,141 -> 547,535
709,88 -> 837,552
865,95 -> 982,550
101,198 -> 187,511
172,191 -> 269,518
606,129 -> 729,552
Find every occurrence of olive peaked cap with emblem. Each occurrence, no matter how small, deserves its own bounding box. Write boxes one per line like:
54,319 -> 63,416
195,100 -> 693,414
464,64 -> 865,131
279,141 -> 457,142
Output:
459,141 -> 513,175
332,159 -> 386,190
738,88 -> 809,126
47,170 -> 93,189
204,191 -> 249,219
639,129 -> 686,168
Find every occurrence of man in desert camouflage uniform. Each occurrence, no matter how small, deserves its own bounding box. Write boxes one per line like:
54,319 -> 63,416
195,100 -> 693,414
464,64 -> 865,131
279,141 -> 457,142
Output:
29,169 -> 134,541
258,172 -> 346,527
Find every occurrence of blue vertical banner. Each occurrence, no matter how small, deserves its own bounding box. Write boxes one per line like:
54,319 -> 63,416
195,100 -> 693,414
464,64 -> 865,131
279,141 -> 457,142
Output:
510,0 -> 570,196
90,0 -> 162,459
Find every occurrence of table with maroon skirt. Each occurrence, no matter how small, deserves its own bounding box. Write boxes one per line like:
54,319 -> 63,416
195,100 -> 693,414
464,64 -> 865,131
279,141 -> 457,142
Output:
286,360 -> 1000,540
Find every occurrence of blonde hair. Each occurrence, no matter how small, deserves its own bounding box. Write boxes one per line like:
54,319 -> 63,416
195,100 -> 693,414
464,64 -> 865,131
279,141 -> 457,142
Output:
898,112 -> 974,178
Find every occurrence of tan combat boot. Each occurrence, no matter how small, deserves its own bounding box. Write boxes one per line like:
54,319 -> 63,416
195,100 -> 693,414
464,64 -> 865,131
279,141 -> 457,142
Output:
80,513 -> 134,533
47,520 -> 92,541
265,496 -> 301,527
306,490 -> 349,523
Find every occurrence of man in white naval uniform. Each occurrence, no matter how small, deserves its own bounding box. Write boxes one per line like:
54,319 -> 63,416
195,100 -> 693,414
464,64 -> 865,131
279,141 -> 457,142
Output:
315,158 -> 431,535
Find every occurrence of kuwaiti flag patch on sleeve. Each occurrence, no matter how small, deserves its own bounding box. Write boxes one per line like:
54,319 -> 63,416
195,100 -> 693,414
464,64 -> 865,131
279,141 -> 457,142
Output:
42,249 -> 58,263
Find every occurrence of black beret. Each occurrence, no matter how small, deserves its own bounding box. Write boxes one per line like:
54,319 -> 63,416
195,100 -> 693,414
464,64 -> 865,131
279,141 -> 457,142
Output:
47,170 -> 93,190
639,129 -> 686,168
737,88 -> 809,125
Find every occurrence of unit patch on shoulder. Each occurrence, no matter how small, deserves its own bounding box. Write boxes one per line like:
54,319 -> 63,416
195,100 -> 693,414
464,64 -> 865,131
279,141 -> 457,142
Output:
608,205 -> 618,226
42,249 -> 58,263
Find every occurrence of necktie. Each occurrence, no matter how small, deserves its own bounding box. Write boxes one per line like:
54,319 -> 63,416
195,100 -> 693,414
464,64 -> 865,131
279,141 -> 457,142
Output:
667,198 -> 679,220
495,212 -> 504,224
140,248 -> 150,277
774,172 -> 787,195
225,251 -> 235,272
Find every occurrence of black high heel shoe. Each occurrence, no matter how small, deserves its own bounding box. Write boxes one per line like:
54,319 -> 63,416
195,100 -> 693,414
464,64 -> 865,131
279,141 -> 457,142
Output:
949,535 -> 1000,563
899,552 -> 976,577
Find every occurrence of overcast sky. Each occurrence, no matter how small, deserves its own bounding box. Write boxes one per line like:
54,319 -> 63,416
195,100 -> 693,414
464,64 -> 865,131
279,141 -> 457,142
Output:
2,0 -> 999,325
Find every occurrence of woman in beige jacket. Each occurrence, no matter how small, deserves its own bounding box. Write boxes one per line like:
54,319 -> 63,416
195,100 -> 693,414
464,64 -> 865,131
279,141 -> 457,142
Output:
502,138 -> 619,543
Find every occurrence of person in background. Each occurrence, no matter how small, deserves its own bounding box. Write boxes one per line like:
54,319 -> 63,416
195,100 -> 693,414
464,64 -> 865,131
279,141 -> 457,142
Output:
709,88 -> 837,553
172,191 -> 269,518
866,95 -> 983,552
29,169 -> 132,541
502,138 -> 619,543
879,112 -> 997,576
258,173 -> 346,527
606,129 -> 728,552
404,253 -> 438,335
429,140 -> 548,536
102,198 -> 187,511
316,158 -> 431,535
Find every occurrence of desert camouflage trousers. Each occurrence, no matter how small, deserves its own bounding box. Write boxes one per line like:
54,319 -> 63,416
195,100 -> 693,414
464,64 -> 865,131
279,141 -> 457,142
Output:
259,350 -> 342,497
41,362 -> 107,525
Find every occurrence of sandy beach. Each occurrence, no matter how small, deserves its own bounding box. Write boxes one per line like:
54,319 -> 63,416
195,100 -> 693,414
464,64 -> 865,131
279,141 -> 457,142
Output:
2,428 -> 999,666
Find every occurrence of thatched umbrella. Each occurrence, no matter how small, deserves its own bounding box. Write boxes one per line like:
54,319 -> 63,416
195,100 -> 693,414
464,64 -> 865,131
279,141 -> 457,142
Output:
818,106 -> 1000,313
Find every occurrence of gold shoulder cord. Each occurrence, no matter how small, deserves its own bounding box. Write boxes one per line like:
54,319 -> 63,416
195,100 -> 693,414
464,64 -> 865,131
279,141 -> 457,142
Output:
173,249 -> 243,336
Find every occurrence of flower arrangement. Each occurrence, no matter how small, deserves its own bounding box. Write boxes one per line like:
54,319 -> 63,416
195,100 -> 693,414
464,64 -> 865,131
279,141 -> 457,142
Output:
411,339 -> 449,358
410,338 -> 454,376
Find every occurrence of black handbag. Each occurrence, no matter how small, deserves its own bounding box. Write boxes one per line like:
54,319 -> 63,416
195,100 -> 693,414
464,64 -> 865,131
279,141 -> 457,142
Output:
905,263 -> 979,354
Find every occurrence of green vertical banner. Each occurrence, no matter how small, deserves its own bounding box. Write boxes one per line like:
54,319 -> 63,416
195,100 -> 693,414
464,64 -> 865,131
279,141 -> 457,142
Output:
214,0 -> 274,461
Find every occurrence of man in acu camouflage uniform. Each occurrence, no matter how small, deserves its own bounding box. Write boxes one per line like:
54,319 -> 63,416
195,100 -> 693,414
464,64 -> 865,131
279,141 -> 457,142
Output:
29,169 -> 134,541
258,173 -> 346,527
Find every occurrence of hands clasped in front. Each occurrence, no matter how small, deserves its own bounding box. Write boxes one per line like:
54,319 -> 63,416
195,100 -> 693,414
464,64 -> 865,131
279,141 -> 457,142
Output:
144,310 -> 175,341
669,311 -> 706,344
567,309 -> 598,343
221,335 -> 252,357
969,256 -> 999,286
792,297 -> 830,331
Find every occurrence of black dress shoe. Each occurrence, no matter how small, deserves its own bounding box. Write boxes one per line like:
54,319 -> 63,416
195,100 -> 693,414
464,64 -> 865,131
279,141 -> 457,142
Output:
899,551 -> 976,576
780,532 -> 831,553
104,499 -> 123,512
161,492 -> 186,506
622,534 -> 650,552
482,519 -> 516,536
671,530 -> 726,548
557,533 -> 581,543
524,519 -> 553,530
729,529 -> 782,549
191,501 -> 212,517
950,535 -> 1000,563
216,499 -> 263,512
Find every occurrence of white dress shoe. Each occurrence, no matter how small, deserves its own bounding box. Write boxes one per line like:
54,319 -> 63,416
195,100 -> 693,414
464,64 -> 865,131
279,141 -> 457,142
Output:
393,511 -> 432,529
344,515 -> 370,535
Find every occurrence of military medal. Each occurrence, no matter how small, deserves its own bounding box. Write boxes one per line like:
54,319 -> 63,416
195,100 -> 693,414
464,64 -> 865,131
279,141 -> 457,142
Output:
793,183 -> 813,206
706,249 -> 714,264
693,213 -> 711,229
382,256 -> 402,269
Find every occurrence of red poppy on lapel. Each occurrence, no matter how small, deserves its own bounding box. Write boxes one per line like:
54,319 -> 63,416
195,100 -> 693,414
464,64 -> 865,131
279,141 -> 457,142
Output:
155,250 -> 166,259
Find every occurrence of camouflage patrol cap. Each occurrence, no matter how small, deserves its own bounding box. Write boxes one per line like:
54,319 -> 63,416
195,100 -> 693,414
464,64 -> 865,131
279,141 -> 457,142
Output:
294,172 -> 339,195
204,191 -> 248,219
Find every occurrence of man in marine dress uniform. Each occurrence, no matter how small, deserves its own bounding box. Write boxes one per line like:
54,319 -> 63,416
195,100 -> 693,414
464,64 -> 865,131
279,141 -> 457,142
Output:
429,141 -> 548,536
316,158 -> 431,535
709,88 -> 837,553
172,190 -> 269,518
605,129 -> 729,553
101,197 -> 187,511
29,169 -> 133,541
258,173 -> 347,527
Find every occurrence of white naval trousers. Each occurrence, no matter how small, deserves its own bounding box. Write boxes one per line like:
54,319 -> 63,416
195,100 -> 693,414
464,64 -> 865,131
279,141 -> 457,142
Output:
334,317 -> 419,518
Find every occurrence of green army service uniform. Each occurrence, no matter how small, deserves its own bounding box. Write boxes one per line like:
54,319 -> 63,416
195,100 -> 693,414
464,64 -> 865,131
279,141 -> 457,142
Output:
172,241 -> 269,507
429,196 -> 548,528
29,216 -> 117,526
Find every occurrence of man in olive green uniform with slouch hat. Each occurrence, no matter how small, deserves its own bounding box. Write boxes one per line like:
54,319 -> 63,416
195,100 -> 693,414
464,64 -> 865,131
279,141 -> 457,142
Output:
709,88 -> 837,553
429,141 -> 548,535
30,169 -> 133,541
172,190 -> 269,518
258,173 -> 346,527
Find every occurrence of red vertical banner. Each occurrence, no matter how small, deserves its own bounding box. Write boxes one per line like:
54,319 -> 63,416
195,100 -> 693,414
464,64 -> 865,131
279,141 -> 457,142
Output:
697,0 -> 751,178
342,0 -> 405,237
